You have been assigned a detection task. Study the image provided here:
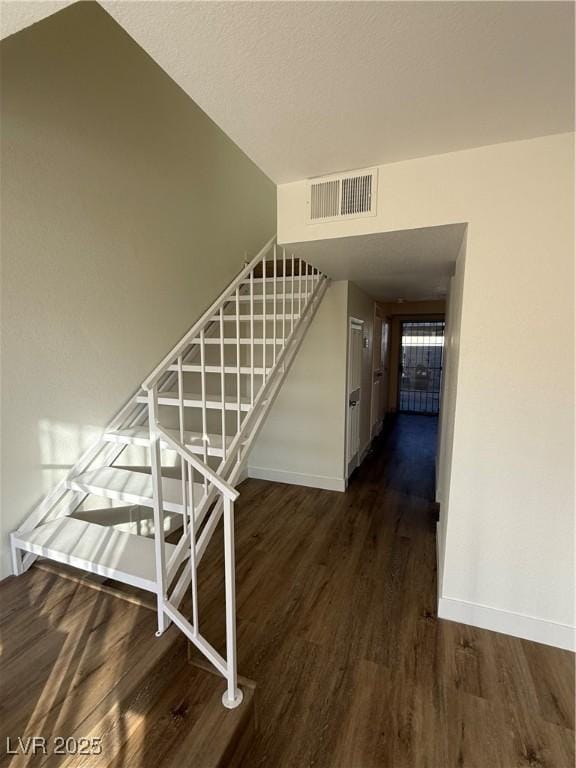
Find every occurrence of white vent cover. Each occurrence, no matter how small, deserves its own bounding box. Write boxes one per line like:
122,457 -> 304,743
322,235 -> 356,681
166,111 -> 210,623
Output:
307,168 -> 378,223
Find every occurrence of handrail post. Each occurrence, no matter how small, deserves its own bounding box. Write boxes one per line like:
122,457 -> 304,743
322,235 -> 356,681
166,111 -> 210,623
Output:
272,244 -> 277,368
250,270 -> 255,405
148,386 -> 168,636
177,355 -> 188,535
299,258 -> 303,317
235,288 -> 241,434
222,496 -> 243,708
219,307 -> 227,461
200,328 -> 208,493
291,253 -> 295,336
282,247 -> 287,347
188,460 -> 199,636
262,251 -> 267,387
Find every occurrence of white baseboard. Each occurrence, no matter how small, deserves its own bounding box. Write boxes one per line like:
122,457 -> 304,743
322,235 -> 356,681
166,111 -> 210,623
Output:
247,465 -> 346,492
359,441 -> 371,463
435,522 -> 444,600
438,595 -> 575,652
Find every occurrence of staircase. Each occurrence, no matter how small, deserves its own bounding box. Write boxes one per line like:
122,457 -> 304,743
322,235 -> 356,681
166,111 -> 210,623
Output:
10,236 -> 328,708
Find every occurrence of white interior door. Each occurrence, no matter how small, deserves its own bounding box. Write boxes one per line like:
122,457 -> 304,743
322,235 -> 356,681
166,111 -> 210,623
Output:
347,319 -> 363,478
371,314 -> 383,438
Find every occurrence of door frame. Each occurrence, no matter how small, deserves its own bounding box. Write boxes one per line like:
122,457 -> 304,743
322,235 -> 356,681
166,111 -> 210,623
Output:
370,306 -> 390,439
370,309 -> 383,439
346,317 -> 364,480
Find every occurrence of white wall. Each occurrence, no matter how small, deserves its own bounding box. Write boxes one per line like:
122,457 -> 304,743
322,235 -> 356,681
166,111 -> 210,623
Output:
278,132 -> 575,649
248,281 -> 349,491
248,279 -> 375,491
0,3 -> 276,578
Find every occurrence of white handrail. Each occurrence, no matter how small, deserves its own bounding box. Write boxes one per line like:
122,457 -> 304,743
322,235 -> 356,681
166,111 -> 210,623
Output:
155,424 -> 239,501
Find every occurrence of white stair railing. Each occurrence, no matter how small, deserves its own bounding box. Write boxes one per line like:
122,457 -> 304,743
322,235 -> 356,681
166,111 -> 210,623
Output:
142,237 -> 328,706
10,235 -> 329,708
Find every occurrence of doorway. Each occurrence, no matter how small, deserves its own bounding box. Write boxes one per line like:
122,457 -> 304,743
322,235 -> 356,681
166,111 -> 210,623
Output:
398,320 -> 445,415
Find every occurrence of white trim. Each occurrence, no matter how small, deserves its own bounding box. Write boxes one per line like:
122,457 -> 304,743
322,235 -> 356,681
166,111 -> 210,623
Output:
438,595 -> 575,651
346,317 -> 364,480
359,440 -> 371,463
247,465 -> 346,492
370,419 -> 383,440
436,521 -> 444,600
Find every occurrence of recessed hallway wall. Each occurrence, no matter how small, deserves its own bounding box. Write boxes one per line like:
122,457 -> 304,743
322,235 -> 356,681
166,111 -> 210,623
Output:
277,133 -> 575,649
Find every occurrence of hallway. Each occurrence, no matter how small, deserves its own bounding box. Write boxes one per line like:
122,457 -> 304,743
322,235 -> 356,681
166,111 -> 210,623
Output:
196,415 -> 574,767
368,413 -> 439,501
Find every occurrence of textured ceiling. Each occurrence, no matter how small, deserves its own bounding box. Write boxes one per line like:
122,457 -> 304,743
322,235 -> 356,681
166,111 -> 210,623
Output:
105,1 -> 574,183
286,224 -> 466,302
0,0 -> 73,40
2,1 -> 574,185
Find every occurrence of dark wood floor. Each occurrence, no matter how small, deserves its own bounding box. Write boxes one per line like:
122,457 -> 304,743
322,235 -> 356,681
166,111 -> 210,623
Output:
194,414 -> 574,768
1,415 -> 573,767
0,569 -> 254,767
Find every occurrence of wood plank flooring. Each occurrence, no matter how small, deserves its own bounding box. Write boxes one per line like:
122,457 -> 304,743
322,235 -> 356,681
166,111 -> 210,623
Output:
0,567 -> 254,767
191,415 -> 574,768
1,414 -> 573,767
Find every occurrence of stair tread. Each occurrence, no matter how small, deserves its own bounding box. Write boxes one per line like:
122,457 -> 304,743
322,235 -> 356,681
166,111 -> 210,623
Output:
190,338 -> 285,345
243,277 -> 317,284
136,391 -> 252,411
11,517 -> 176,592
104,428 -> 234,454
217,314 -> 299,321
236,293 -> 307,301
166,364 -> 272,374
67,466 -> 205,514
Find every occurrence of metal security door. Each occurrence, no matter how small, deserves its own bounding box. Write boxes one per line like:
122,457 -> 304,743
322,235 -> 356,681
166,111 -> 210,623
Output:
399,321 -> 445,414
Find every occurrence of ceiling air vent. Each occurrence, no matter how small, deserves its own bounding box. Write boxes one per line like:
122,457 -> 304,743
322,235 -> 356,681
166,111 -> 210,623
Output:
307,168 -> 378,224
